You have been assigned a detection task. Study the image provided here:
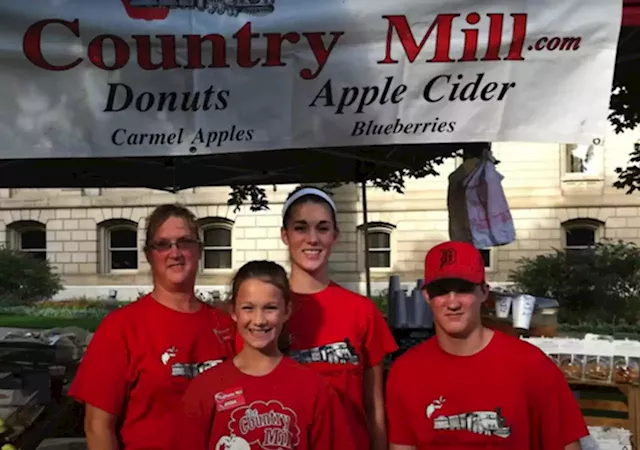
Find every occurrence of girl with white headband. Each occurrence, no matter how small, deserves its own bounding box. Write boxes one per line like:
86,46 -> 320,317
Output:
280,185 -> 398,450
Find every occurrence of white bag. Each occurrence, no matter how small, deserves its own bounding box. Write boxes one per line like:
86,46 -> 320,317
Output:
463,158 -> 515,248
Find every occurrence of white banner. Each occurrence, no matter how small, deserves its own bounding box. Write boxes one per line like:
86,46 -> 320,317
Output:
0,0 -> 623,159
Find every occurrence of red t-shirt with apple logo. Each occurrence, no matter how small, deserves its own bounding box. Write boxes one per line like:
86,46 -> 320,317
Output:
174,357 -> 355,450
287,283 -> 398,450
386,330 -> 589,449
69,295 -> 236,450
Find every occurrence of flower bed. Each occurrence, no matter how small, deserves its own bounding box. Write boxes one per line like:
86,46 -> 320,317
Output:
0,297 -> 118,319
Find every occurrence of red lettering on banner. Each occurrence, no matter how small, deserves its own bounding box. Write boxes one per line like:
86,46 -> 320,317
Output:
21,12 -> 536,78
378,13 -> 528,65
21,19 -> 343,80
23,19 -> 82,71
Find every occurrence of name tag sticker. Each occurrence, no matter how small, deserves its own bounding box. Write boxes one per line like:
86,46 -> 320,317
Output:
215,386 -> 246,412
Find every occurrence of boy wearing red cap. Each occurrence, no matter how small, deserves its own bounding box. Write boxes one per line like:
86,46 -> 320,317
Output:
385,241 -> 588,450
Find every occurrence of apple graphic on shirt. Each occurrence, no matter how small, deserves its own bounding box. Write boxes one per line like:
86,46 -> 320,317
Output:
215,436 -> 251,450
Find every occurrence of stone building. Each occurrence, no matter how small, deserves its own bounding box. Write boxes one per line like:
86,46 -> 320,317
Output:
1,126 -> 639,300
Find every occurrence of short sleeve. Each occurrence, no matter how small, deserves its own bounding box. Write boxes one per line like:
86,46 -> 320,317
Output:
361,302 -> 398,369
170,376 -> 214,450
528,353 -> 588,449
213,309 -> 238,357
385,361 -> 415,446
68,312 -> 129,416
309,382 -> 356,450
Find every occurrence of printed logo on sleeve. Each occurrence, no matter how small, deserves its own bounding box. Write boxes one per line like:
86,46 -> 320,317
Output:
290,338 -> 360,365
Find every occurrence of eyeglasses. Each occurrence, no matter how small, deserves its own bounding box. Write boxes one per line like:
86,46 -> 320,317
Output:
147,237 -> 202,252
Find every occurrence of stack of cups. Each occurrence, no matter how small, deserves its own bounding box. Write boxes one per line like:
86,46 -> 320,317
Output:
495,294 -> 512,319
511,294 -> 536,330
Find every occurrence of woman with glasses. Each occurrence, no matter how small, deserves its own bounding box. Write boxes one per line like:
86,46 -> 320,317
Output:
69,204 -> 236,450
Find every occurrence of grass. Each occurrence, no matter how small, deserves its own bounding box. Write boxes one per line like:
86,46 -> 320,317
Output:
0,315 -> 102,331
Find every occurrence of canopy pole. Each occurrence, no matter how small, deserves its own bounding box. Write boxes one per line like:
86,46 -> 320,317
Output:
361,179 -> 372,298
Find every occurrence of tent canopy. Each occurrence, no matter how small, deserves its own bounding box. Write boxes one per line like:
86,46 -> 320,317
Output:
0,143 -> 468,191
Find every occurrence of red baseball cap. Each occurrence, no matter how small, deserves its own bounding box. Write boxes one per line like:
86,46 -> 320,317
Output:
424,241 -> 485,285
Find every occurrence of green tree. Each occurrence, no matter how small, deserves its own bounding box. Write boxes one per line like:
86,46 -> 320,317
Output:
509,240 -> 640,325
609,27 -> 640,193
0,248 -> 63,304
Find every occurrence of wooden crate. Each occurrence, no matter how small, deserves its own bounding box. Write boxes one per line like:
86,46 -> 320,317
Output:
570,380 -> 639,447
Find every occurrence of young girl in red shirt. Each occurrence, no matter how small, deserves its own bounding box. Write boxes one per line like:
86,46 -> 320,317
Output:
174,260 -> 354,450
236,187 -> 399,450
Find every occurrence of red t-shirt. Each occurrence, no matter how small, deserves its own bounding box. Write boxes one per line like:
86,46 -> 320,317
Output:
386,330 -> 588,450
234,283 -> 398,449
288,283 -> 398,450
173,357 -> 355,450
69,294 -> 236,450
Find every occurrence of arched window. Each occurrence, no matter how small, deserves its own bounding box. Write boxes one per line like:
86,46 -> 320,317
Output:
7,221 -> 46,261
99,219 -> 138,272
199,218 -> 233,270
562,219 -> 603,253
358,222 -> 396,270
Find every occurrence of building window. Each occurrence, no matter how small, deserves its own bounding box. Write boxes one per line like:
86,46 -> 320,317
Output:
199,218 -> 233,270
479,249 -> 493,270
359,222 -> 396,270
564,144 -> 603,176
368,230 -> 391,268
7,221 -> 46,261
562,219 -> 602,253
99,220 -> 138,272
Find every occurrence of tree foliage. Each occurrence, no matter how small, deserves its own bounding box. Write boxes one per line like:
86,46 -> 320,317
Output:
0,248 -> 63,304
614,142 -> 640,193
610,26 -> 640,193
226,151 -> 462,212
509,240 -> 640,324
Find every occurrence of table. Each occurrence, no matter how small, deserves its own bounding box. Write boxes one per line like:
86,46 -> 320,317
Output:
12,398 -> 75,450
569,379 -> 640,448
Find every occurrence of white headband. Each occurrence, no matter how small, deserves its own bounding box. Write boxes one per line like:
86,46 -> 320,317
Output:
282,187 -> 338,218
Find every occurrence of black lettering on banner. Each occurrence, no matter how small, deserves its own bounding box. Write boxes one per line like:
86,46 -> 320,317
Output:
351,119 -> 456,137
308,77 -> 407,114
104,83 -> 229,112
190,125 -> 254,147
111,126 -> 253,147
422,73 -> 516,103
111,128 -> 185,146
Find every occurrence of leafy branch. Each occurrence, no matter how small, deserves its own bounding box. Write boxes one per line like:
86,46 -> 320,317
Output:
227,150 -> 463,211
